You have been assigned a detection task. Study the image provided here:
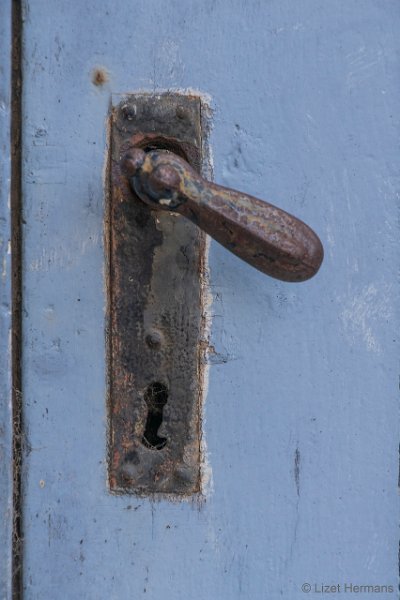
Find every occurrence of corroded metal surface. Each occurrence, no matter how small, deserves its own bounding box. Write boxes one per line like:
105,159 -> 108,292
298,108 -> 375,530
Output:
109,94 -> 205,494
123,149 -> 324,282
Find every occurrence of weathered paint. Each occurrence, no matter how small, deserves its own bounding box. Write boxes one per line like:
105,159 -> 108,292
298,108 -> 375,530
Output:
20,1 -> 399,599
0,3 -> 14,598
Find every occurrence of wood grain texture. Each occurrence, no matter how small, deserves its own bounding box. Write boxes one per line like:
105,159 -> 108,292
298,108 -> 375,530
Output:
21,1 -> 399,598
0,3 -> 14,599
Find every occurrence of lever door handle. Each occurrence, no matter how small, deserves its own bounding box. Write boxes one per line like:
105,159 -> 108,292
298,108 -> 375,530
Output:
122,148 -> 323,282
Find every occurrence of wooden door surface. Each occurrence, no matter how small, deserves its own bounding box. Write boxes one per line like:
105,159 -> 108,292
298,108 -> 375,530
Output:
1,1 -> 399,598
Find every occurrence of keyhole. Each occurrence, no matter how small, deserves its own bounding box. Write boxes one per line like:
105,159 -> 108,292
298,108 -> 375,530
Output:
142,382 -> 168,450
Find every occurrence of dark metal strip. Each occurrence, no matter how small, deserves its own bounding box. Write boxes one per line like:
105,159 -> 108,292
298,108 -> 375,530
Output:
11,0 -> 23,597
108,94 -> 205,495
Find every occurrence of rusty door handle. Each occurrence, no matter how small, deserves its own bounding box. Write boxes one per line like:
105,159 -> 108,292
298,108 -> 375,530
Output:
122,148 -> 323,282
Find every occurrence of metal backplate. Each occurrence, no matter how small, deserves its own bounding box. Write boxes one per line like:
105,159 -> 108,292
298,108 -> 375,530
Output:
108,94 -> 205,495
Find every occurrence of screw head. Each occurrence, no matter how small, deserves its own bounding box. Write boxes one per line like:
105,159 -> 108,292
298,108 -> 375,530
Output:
121,104 -> 137,121
145,329 -> 164,350
175,105 -> 187,120
173,466 -> 196,487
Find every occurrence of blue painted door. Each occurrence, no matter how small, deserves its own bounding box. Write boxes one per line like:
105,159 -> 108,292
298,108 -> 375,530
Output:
2,1 -> 399,598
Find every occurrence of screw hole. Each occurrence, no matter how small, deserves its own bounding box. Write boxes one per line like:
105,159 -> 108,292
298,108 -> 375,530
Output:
142,382 -> 168,450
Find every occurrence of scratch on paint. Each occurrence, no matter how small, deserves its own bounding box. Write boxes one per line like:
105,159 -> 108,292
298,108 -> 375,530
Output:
346,45 -> 384,89
29,234 -> 100,271
289,446 -> 301,561
294,447 -> 301,497
340,283 -> 392,353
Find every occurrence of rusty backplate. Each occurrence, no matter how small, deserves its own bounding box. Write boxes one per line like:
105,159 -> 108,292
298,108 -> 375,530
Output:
108,93 -> 206,495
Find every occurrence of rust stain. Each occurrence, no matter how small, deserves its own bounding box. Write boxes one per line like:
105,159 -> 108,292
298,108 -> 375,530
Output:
91,67 -> 109,86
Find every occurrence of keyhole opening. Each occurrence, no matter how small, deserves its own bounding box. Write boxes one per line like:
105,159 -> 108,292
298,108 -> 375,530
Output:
142,382 -> 169,450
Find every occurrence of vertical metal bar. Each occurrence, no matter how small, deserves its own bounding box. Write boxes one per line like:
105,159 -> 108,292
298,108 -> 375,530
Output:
11,0 -> 23,597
